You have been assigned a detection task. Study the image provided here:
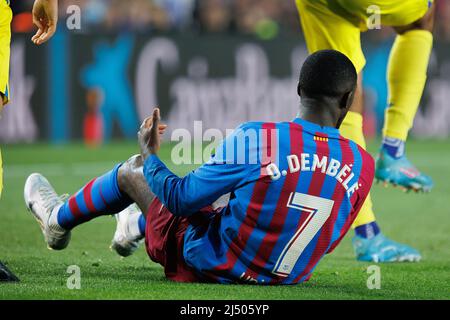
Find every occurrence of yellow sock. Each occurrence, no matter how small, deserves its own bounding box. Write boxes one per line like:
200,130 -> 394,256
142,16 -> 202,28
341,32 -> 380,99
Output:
340,111 -> 376,227
0,148 -> 3,198
383,30 -> 433,141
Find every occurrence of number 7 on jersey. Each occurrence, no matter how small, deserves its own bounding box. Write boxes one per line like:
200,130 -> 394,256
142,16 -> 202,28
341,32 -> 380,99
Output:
273,192 -> 334,277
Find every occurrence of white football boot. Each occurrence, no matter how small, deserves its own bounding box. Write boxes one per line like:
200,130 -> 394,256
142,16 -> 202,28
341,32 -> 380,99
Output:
110,204 -> 144,257
24,173 -> 71,250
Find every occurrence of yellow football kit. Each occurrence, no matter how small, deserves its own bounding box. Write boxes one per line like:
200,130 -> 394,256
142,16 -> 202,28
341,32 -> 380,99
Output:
0,0 -> 11,106
296,0 -> 433,227
0,0 -> 12,196
296,0 -> 431,72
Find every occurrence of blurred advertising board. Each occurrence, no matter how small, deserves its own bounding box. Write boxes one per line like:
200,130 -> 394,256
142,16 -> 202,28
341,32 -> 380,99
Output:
1,30 -> 450,143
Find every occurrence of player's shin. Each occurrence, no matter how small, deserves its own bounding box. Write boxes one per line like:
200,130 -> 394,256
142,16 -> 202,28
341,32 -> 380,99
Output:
379,30 -> 434,191
339,111 -> 379,231
57,164 -> 133,230
383,30 -> 433,143
351,196 -> 377,232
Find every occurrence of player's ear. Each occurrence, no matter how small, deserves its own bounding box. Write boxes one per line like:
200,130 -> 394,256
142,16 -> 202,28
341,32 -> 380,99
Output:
340,90 -> 355,110
297,83 -> 302,97
336,91 -> 354,129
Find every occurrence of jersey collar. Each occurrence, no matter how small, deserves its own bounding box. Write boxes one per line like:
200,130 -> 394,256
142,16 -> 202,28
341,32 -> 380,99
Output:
292,117 -> 340,137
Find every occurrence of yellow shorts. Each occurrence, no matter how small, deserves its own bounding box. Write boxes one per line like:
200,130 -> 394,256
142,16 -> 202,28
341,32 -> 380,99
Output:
0,0 -> 12,108
296,0 -> 432,72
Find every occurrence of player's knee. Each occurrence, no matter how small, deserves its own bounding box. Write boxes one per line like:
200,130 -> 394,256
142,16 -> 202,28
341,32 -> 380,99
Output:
127,154 -> 144,169
414,11 -> 435,32
395,7 -> 435,34
423,12 -> 435,32
118,154 -> 143,192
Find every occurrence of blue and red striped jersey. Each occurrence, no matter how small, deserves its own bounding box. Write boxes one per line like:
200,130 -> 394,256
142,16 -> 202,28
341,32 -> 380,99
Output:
144,117 -> 374,284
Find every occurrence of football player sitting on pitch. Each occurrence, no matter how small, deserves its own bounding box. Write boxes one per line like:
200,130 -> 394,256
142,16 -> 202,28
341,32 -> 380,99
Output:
25,50 -> 375,284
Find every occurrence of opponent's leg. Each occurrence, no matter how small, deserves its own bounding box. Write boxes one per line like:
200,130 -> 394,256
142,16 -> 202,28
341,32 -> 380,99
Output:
341,89 -> 422,262
0,1 -> 11,113
296,0 -> 422,262
296,2 -> 383,257
0,99 -> 3,198
377,4 -> 435,192
338,85 -> 383,241
0,1 -> 13,199
0,141 -> 2,199
296,0 -> 377,234
339,79 -> 377,231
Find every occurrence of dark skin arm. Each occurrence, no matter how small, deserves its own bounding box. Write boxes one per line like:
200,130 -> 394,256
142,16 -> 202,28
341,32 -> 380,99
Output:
115,108 -> 167,216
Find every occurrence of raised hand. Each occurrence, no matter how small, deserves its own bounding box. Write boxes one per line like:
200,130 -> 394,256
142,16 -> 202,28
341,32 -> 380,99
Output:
138,108 -> 167,160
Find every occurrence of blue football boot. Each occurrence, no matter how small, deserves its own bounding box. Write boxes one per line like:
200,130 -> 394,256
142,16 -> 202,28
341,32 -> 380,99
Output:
375,149 -> 433,193
352,233 -> 421,263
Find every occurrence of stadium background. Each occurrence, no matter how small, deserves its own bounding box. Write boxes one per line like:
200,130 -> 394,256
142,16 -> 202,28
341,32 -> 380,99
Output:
0,0 -> 449,299
1,0 -> 450,144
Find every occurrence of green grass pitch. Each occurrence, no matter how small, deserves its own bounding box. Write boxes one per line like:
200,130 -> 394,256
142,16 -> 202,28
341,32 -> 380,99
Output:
0,140 -> 449,299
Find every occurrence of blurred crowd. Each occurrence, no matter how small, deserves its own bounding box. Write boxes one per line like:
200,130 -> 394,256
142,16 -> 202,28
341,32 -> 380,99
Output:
10,0 -> 450,40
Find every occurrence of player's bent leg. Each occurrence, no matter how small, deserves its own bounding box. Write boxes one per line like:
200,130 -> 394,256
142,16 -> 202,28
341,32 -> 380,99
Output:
378,5 -> 435,192
114,155 -> 200,280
